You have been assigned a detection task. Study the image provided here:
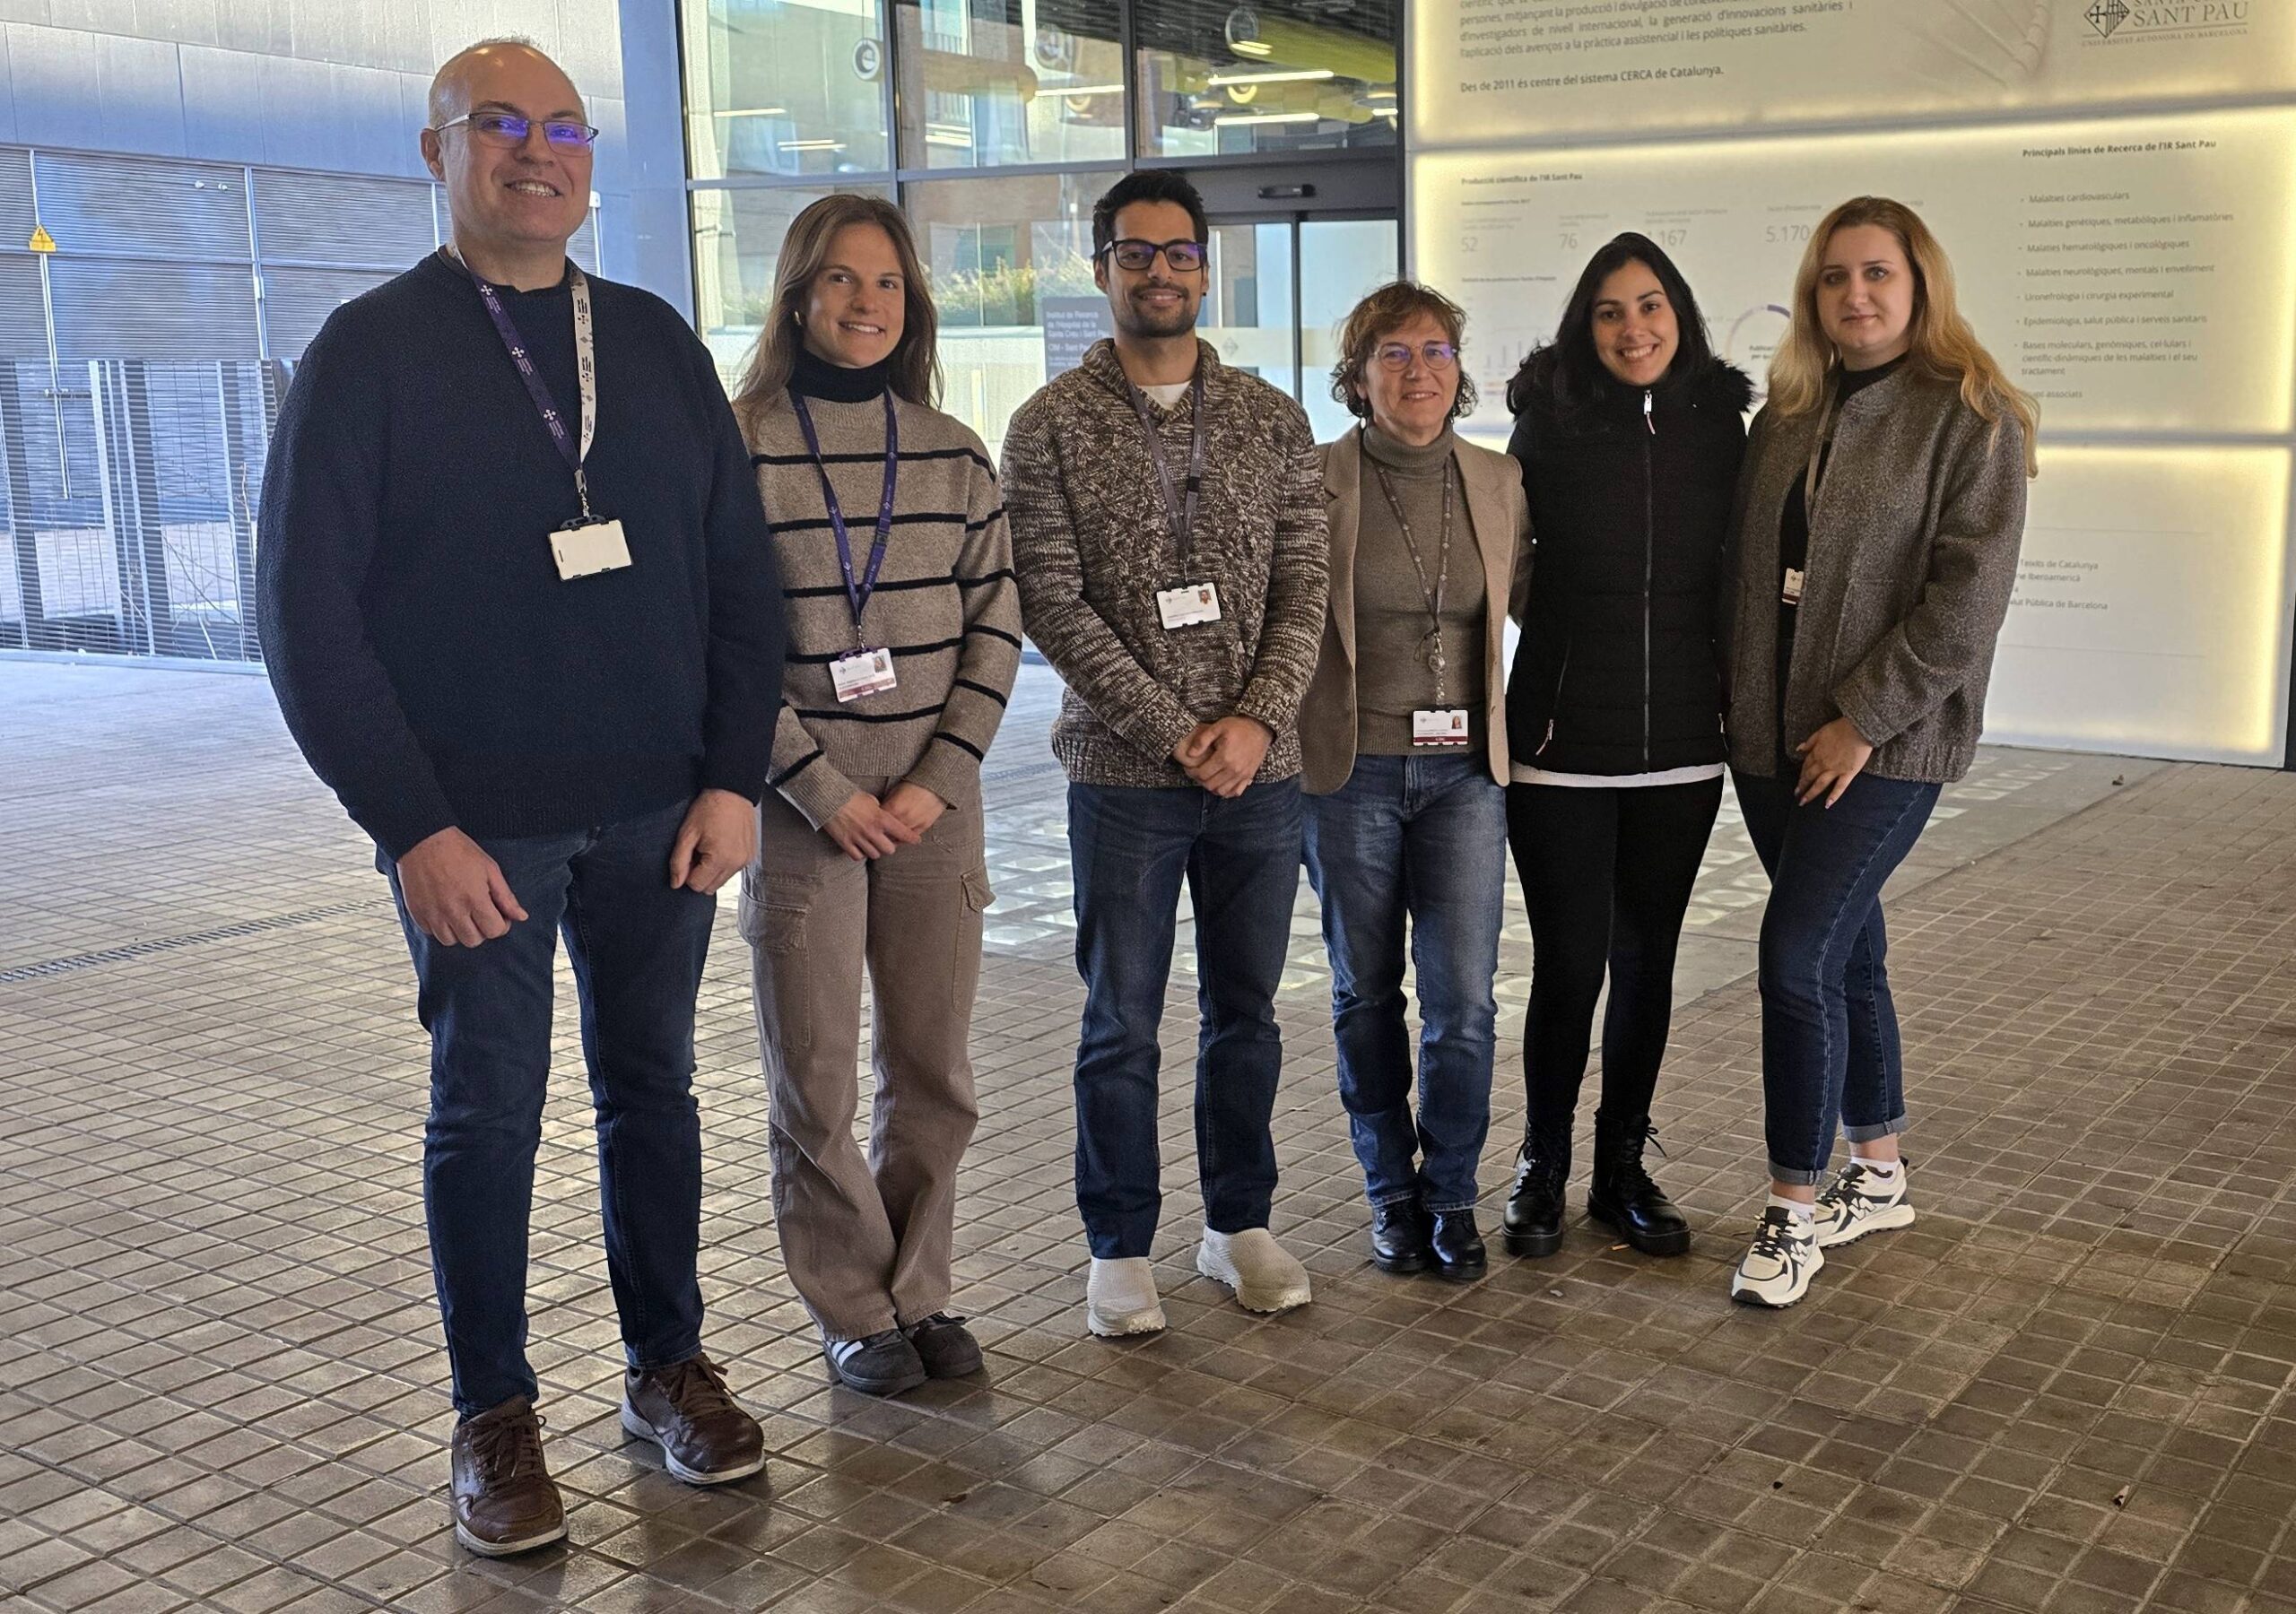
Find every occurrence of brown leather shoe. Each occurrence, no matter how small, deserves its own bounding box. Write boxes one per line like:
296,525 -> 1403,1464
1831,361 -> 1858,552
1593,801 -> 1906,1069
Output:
449,1397 -> 565,1557
621,1354 -> 766,1485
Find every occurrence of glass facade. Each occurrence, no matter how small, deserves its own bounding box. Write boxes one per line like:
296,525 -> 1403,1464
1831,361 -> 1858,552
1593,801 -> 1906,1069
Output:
681,0 -> 1401,453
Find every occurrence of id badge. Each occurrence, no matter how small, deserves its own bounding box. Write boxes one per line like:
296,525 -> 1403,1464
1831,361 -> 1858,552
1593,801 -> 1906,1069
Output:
830,646 -> 899,702
1780,567 -> 1805,606
551,516 -> 632,580
1157,581 -> 1222,630
1413,708 -> 1472,748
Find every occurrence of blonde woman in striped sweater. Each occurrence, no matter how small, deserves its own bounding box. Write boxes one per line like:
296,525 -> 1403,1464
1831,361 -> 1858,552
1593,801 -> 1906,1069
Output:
732,195 -> 1022,1396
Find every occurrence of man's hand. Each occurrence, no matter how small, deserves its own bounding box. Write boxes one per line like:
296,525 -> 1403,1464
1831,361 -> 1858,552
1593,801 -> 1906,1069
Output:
1183,716 -> 1273,799
669,788 -> 757,892
882,781 -> 949,839
398,828 -> 528,947
822,793 -> 924,862
1793,716 -> 1874,808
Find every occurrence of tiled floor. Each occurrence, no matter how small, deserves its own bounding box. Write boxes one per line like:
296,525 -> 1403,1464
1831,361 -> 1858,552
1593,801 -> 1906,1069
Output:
3,657 -> 2292,1614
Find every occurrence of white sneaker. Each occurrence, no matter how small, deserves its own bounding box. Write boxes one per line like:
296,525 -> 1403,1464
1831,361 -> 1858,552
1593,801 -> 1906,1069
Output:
1085,1257 -> 1166,1337
1196,1228 -> 1312,1314
1814,1158 -> 1917,1249
1729,1207 -> 1823,1308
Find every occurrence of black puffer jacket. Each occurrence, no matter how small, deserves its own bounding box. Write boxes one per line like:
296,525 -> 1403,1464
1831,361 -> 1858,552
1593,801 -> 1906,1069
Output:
1506,360 -> 1752,775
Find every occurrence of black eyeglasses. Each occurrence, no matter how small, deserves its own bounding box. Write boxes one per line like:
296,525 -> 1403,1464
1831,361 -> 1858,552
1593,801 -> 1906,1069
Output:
1099,238 -> 1207,273
432,111 -> 600,150
1374,341 -> 1459,372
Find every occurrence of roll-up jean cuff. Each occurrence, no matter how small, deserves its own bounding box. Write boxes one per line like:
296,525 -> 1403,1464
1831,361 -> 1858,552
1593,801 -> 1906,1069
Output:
1768,1161 -> 1829,1189
1842,1116 -> 1908,1144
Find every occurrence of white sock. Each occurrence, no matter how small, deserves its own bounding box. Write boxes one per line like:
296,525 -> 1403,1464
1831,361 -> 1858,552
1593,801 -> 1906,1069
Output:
1851,1154 -> 1901,1182
1767,1193 -> 1815,1223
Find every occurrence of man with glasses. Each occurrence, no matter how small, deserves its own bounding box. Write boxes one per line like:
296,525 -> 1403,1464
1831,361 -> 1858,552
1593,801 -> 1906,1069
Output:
257,39 -> 784,1556
1002,170 -> 1330,1338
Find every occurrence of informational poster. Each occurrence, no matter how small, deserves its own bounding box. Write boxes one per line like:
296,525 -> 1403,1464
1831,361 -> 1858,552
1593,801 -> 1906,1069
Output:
1040,297 -> 1115,377
1416,0 -> 2296,146
1409,0 -> 2296,762
1990,447 -> 2293,765
1413,106 -> 2296,439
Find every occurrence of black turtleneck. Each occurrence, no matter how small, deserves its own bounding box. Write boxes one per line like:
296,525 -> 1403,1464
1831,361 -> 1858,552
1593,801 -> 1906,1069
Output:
789,344 -> 891,404
1775,353 -> 1908,762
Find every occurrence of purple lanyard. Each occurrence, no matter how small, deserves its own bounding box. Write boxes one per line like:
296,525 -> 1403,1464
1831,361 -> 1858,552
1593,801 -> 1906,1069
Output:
790,389 -> 900,641
450,248 -> 597,517
1125,373 -> 1205,571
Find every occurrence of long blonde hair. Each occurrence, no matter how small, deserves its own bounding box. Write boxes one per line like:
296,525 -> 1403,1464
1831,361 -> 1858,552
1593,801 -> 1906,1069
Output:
733,194 -> 943,423
1767,196 -> 2038,476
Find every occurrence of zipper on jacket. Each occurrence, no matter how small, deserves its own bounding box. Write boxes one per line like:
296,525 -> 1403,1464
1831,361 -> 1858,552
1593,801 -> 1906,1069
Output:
1640,390 -> 1655,769
1537,642 -> 1572,757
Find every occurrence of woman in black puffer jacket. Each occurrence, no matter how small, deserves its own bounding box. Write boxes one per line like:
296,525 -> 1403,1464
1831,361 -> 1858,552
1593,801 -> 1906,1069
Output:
1500,233 -> 1752,1262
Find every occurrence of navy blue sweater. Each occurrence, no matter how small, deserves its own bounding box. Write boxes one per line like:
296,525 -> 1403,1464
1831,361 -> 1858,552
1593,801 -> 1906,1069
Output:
257,251 -> 785,858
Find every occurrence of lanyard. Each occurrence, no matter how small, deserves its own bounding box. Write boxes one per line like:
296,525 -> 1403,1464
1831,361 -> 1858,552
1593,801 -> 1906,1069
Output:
1125,373 -> 1207,572
790,389 -> 900,644
449,247 -> 598,520
1802,379 -> 1842,516
1369,446 -> 1457,707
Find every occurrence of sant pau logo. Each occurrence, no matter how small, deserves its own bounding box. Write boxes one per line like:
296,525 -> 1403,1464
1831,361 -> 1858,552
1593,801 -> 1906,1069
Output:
2083,0 -> 2255,39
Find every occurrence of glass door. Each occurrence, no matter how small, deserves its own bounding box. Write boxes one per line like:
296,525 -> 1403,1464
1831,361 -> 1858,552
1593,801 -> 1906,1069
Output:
1201,214 -> 1397,439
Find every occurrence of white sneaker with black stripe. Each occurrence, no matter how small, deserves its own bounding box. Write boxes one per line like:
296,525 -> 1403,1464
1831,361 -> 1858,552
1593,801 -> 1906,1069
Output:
1813,1158 -> 1916,1249
1729,1207 -> 1823,1308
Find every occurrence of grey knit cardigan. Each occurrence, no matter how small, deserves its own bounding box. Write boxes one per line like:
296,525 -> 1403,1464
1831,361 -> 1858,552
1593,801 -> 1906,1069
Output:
1722,366 -> 2029,785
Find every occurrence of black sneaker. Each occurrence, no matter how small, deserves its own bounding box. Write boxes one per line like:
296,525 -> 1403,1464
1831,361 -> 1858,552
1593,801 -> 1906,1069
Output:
902,1314 -> 984,1378
824,1330 -> 928,1396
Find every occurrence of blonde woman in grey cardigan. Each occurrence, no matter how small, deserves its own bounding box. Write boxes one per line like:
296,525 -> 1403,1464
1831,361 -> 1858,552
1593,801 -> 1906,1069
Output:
733,195 -> 1022,1393
1722,196 -> 2036,1309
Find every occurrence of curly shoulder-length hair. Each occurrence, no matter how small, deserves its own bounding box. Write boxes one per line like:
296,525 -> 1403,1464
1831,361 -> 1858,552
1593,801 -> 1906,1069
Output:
1327,281 -> 1479,423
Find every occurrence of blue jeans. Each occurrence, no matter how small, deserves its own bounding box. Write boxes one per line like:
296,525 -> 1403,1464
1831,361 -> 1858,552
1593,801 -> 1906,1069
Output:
380,797 -> 715,1417
1732,770 -> 1940,1185
1068,777 -> 1303,1260
1305,755 -> 1506,1210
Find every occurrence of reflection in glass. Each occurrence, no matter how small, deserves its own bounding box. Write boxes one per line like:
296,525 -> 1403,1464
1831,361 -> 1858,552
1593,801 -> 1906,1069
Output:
1135,0 -> 1398,158
1298,218 -> 1399,439
691,186 -> 899,382
894,0 -> 1126,169
903,173 -> 1107,452
683,0 -> 891,179
1203,221 -> 1296,399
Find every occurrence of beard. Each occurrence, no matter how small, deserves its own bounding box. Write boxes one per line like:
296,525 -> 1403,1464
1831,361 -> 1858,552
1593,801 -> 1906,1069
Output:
1114,284 -> 1199,339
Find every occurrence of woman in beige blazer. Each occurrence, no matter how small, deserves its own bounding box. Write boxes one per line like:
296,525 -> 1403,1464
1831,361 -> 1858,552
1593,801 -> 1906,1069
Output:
1300,281 -> 1533,1281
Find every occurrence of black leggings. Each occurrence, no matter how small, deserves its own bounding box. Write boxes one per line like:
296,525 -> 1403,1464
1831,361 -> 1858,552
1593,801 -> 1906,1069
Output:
1505,777 -> 1724,1132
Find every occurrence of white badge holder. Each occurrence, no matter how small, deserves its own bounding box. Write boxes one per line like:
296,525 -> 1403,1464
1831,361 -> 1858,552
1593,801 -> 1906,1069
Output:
552,516 -> 632,580
1781,567 -> 1805,606
830,646 -> 899,702
1412,708 -> 1472,748
1157,582 -> 1222,629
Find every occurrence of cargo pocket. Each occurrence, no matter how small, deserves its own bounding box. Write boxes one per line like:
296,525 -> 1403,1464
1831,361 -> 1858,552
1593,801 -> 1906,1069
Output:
953,867 -> 994,1014
740,874 -> 815,1052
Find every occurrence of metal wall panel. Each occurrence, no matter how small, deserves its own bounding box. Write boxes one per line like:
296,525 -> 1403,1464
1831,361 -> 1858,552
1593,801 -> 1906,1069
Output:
33,151 -> 253,262
50,260 -> 262,361
256,170 -> 436,266
260,266 -> 396,359
0,256 -> 46,360
0,148 -> 33,247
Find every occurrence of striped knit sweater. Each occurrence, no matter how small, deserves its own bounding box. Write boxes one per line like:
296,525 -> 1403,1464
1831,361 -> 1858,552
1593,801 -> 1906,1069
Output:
1002,339 -> 1329,788
744,372 -> 1021,829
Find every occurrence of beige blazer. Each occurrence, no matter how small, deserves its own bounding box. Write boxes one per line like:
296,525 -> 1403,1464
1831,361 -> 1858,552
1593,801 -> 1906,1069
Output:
1299,429 -> 1533,794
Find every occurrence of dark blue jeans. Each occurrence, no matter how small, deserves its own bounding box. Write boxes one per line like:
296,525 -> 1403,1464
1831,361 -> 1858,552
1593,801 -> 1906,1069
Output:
1068,777 -> 1303,1260
380,797 -> 715,1416
1304,754 -> 1505,1211
1733,769 -> 1940,1185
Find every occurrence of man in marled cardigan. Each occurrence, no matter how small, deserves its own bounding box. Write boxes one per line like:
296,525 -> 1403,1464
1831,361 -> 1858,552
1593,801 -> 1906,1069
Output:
1003,171 -> 1330,1338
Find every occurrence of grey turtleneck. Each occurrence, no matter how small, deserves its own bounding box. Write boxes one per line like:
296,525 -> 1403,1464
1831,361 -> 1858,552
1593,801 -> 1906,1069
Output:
1352,422 -> 1487,754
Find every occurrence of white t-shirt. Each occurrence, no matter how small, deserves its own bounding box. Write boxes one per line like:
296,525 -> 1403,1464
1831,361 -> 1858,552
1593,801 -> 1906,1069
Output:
1140,380 -> 1192,408
1510,762 -> 1726,789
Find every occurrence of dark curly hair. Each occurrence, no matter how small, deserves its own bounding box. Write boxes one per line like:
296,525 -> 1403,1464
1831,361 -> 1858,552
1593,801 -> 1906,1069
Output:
1328,281 -> 1481,423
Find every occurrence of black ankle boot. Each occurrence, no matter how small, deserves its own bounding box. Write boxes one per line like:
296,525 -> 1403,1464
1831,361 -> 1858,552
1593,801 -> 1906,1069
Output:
1369,1198 -> 1432,1274
1430,1210 -> 1486,1281
1502,1122 -> 1571,1257
1587,1112 -> 1690,1256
